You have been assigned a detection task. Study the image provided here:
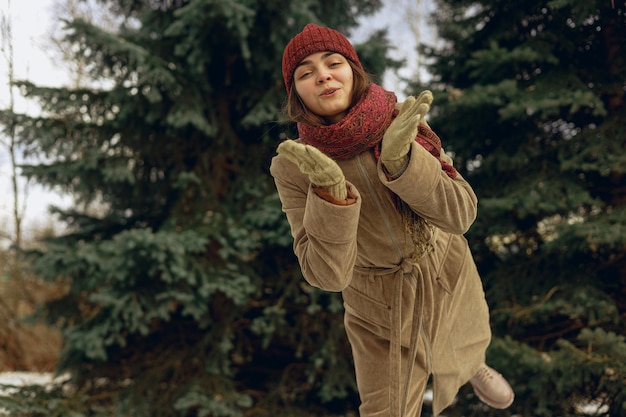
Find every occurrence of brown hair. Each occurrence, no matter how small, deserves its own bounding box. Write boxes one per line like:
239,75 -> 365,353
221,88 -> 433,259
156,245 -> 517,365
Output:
284,60 -> 373,127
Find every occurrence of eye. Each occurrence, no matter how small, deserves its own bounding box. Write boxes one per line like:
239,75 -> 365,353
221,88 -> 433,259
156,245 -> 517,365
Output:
297,71 -> 312,79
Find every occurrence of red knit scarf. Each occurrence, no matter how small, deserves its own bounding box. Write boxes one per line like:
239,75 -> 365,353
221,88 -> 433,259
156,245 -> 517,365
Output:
298,83 -> 457,179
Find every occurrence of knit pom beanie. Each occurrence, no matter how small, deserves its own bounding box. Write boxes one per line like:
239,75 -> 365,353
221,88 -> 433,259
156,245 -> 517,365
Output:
282,23 -> 363,93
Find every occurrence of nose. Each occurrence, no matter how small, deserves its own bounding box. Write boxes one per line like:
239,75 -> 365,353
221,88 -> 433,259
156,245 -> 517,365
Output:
317,72 -> 331,84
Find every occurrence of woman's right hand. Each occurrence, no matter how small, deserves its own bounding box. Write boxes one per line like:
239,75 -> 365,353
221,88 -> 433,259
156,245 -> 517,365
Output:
381,90 -> 433,176
277,140 -> 347,200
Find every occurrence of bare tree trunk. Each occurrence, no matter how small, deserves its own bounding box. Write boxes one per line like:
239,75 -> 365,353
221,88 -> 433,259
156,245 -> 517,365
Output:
1,0 -> 24,251
1,0 -> 27,371
406,0 -> 424,80
0,0 -> 64,373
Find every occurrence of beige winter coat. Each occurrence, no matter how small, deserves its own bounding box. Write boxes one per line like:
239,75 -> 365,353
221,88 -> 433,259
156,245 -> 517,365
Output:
270,133 -> 491,416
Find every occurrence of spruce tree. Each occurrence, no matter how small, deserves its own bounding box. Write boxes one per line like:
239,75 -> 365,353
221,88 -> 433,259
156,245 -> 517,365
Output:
413,0 -> 626,415
0,1 -> 398,416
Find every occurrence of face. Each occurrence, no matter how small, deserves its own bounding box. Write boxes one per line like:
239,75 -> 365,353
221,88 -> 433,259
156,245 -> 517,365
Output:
293,52 -> 354,124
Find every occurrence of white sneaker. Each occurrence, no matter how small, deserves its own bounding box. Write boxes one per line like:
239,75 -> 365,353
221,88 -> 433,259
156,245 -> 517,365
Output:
469,364 -> 514,409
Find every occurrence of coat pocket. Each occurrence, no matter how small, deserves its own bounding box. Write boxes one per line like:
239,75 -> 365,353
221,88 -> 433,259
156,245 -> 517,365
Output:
342,274 -> 392,329
434,234 -> 468,295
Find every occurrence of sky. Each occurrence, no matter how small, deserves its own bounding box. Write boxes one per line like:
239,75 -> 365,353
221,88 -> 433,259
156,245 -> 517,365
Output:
0,0 -> 73,242
355,0 -> 436,92
0,0 -> 435,243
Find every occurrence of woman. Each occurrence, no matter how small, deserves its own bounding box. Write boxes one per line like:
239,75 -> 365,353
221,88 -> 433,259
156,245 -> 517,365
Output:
270,23 -> 514,416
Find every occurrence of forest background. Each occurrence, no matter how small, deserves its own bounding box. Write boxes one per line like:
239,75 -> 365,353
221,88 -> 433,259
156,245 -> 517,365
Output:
0,0 -> 624,417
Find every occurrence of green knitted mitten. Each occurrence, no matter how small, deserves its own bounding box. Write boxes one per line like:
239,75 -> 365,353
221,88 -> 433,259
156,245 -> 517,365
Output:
277,140 -> 347,200
381,90 -> 433,176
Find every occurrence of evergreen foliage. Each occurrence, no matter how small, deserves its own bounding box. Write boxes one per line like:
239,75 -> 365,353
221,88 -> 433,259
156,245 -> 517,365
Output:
412,0 -> 626,415
0,1 -> 398,416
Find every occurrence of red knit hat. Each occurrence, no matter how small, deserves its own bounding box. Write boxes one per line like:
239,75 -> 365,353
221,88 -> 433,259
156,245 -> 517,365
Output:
282,23 -> 363,93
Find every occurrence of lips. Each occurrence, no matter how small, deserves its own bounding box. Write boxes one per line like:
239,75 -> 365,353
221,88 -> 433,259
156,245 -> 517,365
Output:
321,88 -> 339,96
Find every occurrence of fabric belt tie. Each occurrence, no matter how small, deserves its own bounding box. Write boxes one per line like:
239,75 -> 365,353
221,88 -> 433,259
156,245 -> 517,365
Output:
354,258 -> 426,417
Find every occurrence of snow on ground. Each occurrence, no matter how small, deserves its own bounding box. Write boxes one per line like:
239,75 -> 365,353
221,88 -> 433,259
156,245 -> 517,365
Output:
0,371 -> 57,394
0,372 -> 610,416
0,372 -> 69,415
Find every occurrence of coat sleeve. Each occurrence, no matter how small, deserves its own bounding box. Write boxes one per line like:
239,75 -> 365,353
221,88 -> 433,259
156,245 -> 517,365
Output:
377,141 -> 478,235
270,155 -> 361,292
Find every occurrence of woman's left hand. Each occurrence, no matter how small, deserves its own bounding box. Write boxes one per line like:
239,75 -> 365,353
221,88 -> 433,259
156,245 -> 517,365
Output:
381,90 -> 433,176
